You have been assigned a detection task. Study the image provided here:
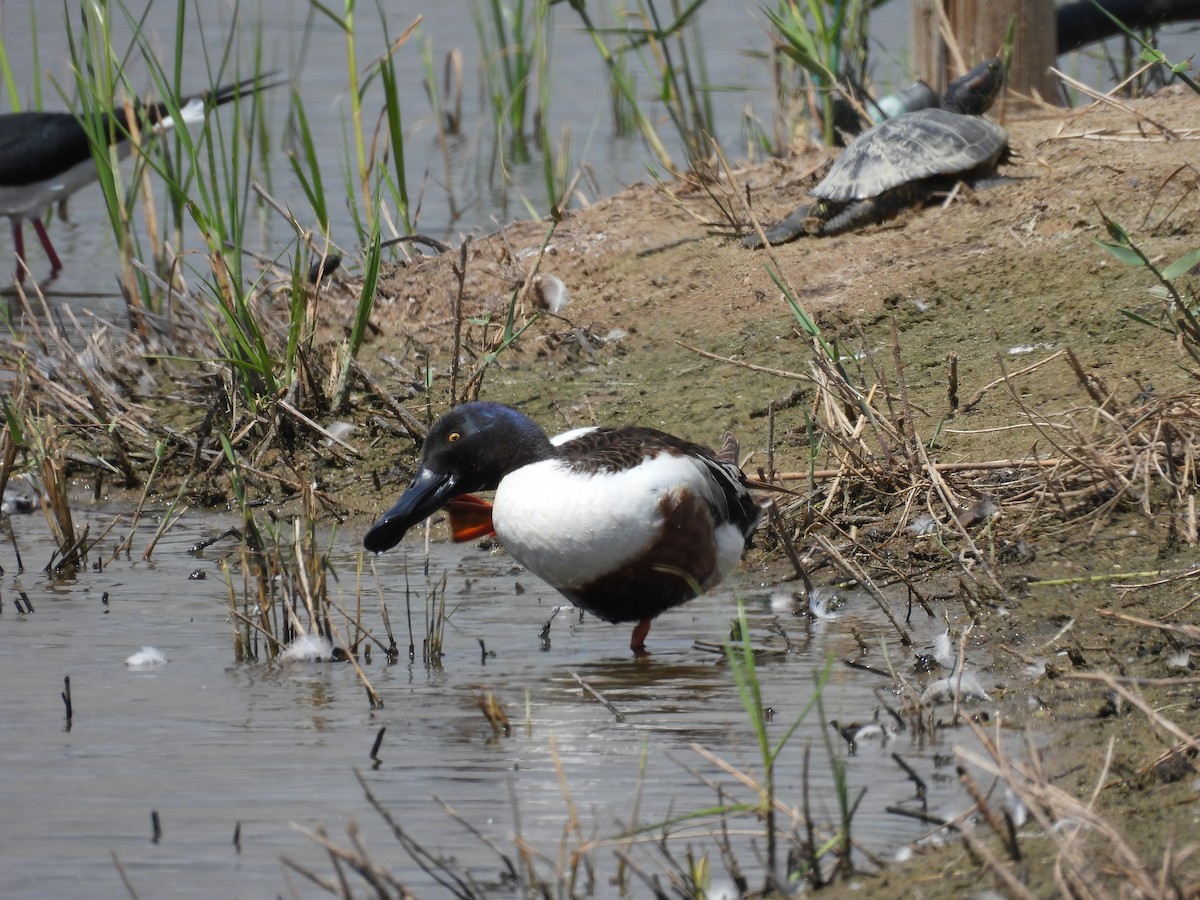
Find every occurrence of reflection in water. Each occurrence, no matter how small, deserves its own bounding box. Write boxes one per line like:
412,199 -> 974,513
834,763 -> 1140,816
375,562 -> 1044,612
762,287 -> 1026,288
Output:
0,502 -> 998,897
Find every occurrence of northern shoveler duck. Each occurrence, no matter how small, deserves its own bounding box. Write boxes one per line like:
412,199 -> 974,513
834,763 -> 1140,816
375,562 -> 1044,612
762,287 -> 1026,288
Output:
0,76 -> 272,283
363,402 -> 763,653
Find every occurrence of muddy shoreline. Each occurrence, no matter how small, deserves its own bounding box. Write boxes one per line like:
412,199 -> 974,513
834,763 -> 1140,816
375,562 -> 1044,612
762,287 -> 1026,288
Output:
321,85 -> 1200,894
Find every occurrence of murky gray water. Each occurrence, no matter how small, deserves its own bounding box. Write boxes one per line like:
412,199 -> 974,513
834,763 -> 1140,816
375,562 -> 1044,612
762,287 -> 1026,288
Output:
1,500 -> 990,897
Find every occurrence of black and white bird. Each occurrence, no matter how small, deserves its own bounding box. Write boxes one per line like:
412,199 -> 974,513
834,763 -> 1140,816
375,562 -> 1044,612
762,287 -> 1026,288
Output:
364,402 -> 764,654
0,76 -> 269,283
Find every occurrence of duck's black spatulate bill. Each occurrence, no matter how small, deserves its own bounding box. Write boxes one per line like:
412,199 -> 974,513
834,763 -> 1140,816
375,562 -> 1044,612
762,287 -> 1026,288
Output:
363,466 -> 460,553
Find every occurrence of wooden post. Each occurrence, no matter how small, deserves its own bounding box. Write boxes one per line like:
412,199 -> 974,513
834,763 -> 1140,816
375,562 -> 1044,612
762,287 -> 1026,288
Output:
911,0 -> 1060,106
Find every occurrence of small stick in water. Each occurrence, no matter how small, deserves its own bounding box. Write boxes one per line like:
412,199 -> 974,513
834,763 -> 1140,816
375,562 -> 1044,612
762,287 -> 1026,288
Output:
232,822 -> 241,855
151,811 -> 162,844
370,726 -> 386,769
892,753 -> 927,805
61,676 -> 72,726
570,671 -> 624,721
6,520 -> 23,573
539,607 -> 559,650
478,638 -> 495,664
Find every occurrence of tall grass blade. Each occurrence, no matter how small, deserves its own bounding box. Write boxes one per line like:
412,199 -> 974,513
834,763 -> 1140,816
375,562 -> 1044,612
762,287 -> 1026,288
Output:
331,214 -> 382,411
724,598 -> 832,890
378,41 -> 413,234
566,2 -> 672,168
1085,0 -> 1200,93
286,90 -> 330,232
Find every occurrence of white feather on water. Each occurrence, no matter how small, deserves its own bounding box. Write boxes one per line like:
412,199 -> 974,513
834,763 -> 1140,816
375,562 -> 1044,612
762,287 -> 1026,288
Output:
125,646 -> 168,667
932,629 -> 955,669
921,670 -> 991,703
807,587 -> 843,620
279,634 -> 335,662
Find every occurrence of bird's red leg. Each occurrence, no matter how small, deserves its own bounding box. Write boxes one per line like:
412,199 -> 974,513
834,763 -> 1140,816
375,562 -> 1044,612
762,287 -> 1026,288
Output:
12,220 -> 26,283
31,217 -> 62,274
630,618 -> 652,655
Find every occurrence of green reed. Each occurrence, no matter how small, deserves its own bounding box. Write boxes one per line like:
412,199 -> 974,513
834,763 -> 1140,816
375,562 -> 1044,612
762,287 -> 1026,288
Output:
1097,210 -> 1200,369
310,0 -> 370,221
1088,0 -> 1199,96
610,603 -> 846,890
286,90 -> 330,233
377,48 -> 412,233
764,0 -> 874,147
567,0 -> 723,176
472,0 -> 537,154
725,599 -> 836,890
61,0 -> 277,340
638,0 -> 719,175
567,1 -> 672,168
61,1 -> 386,426
309,2 -> 417,240
62,1 -> 143,305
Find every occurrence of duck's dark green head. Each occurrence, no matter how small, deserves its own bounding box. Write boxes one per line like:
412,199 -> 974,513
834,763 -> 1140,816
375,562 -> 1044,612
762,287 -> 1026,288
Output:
363,402 -> 554,554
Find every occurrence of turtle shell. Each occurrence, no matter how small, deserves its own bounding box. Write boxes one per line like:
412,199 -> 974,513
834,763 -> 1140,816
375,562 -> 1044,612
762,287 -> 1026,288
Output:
811,107 -> 1008,203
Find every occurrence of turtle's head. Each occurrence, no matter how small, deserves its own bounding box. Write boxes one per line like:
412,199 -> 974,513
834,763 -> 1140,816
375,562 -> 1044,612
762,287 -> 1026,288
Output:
941,57 -> 1004,116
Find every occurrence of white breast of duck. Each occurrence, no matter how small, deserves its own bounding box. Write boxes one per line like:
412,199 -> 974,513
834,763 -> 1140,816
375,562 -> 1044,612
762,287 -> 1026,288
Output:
493,425 -> 758,623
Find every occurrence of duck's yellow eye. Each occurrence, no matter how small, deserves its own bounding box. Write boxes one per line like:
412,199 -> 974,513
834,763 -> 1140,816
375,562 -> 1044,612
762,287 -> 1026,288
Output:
448,431 -> 461,442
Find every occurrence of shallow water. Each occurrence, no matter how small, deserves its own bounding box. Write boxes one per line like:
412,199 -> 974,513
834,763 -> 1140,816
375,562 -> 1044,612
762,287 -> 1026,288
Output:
4,0 -> 880,309
0,501 -> 994,897
2,1 -> 1191,306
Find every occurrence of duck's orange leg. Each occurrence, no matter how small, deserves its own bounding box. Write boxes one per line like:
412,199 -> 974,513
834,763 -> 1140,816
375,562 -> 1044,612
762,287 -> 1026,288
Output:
630,618 -> 652,655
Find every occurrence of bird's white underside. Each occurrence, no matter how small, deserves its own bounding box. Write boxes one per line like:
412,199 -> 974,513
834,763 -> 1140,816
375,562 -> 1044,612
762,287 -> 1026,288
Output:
0,157 -> 105,217
0,96 -> 208,219
492,451 -> 744,590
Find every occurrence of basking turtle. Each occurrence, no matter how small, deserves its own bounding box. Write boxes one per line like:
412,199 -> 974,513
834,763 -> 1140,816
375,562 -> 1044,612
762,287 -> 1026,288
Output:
745,57 -> 1010,248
